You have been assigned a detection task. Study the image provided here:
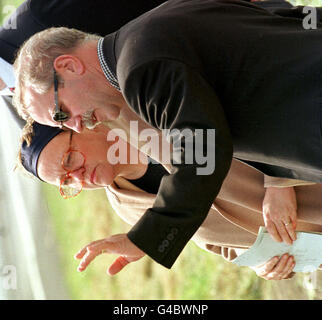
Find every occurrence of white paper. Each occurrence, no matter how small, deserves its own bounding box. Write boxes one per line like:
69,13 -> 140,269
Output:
232,227 -> 322,272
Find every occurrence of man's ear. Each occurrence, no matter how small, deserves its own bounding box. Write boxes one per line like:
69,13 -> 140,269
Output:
53,55 -> 85,77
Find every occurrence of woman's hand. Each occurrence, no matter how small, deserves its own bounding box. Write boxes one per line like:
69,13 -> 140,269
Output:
74,234 -> 145,275
252,254 -> 296,280
262,186 -> 297,244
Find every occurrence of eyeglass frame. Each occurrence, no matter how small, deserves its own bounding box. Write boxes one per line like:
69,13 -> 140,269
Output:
59,131 -> 86,199
53,69 -> 70,125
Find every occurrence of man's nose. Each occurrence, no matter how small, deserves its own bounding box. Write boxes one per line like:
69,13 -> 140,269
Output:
69,167 -> 86,182
64,115 -> 83,133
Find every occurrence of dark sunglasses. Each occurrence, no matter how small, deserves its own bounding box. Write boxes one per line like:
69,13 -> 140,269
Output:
53,69 -> 70,123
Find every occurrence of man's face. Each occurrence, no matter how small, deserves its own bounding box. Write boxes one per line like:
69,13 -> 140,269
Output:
23,77 -> 123,133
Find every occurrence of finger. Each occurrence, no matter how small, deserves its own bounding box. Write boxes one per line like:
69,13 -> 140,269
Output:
288,208 -> 297,228
285,222 -> 297,242
272,254 -> 290,274
265,220 -> 283,243
275,221 -> 293,245
285,271 -> 296,279
89,239 -> 122,255
74,239 -> 103,259
256,256 -> 280,276
77,248 -> 102,272
277,255 -> 293,277
108,256 -> 131,276
268,255 -> 295,280
280,258 -> 296,279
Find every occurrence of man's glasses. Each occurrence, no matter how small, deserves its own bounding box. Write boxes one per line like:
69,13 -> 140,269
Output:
59,132 -> 86,199
53,69 -> 70,124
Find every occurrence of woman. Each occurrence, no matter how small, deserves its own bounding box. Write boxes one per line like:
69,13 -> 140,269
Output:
18,121 -> 322,280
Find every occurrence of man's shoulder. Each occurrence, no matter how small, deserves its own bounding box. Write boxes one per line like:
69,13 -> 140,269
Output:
113,0 -> 270,76
113,3 -> 199,81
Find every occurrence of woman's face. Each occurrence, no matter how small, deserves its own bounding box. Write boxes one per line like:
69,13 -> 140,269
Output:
37,126 -> 115,189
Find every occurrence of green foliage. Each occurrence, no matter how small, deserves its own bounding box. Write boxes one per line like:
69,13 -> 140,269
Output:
289,0 -> 322,5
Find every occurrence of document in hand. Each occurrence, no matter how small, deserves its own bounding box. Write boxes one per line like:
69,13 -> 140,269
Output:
232,227 -> 322,272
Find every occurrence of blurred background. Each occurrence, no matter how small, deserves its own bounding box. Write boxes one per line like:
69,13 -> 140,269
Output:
0,0 -> 321,300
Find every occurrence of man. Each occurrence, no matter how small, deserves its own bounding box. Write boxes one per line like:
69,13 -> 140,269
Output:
0,0 -> 167,125
0,0 -> 167,64
13,0 -> 322,273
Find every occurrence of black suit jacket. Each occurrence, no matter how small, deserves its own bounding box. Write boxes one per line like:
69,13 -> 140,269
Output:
0,0 -> 167,63
98,0 -> 322,268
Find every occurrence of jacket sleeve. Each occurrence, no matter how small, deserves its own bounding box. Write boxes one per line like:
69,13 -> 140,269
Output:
121,59 -> 233,268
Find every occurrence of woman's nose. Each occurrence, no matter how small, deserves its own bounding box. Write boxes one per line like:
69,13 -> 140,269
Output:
69,167 -> 86,182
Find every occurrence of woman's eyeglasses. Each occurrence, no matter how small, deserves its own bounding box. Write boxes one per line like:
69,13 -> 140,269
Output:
59,132 -> 86,199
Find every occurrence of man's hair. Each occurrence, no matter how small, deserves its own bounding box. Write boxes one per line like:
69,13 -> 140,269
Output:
13,27 -> 100,119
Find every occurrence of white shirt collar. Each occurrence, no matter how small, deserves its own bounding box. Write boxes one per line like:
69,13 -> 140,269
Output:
97,38 -> 120,91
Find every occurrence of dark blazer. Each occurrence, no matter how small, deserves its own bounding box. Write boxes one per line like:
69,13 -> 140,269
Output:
0,0 -> 167,63
99,0 -> 322,268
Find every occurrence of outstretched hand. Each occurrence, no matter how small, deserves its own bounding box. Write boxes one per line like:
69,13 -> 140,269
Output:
262,186 -> 297,245
74,234 -> 145,275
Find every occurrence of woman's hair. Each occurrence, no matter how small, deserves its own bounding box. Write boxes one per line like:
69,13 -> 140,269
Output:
13,27 -> 100,119
15,117 -> 38,179
20,116 -> 35,146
